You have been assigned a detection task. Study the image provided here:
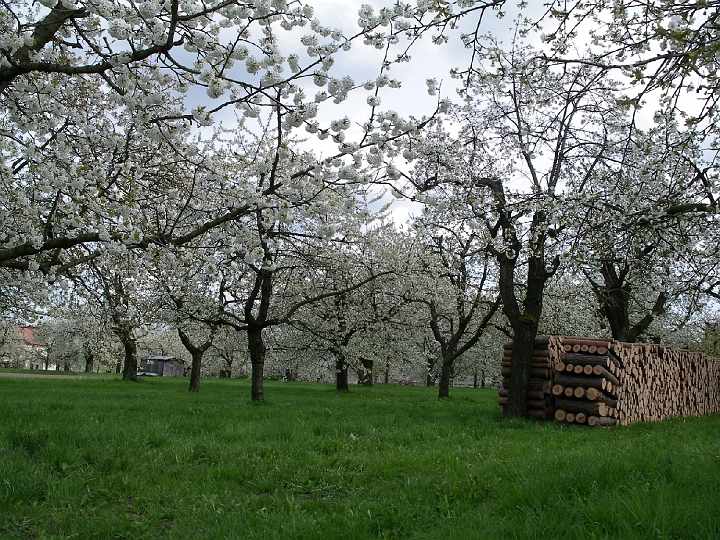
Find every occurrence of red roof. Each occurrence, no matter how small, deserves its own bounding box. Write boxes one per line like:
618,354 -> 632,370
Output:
18,327 -> 43,347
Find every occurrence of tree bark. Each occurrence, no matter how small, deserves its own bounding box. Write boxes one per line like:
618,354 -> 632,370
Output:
503,323 -> 538,417
121,337 -> 137,382
188,352 -> 203,392
498,232 -> 555,418
178,328 -> 215,393
336,354 -> 349,391
247,326 -> 266,402
438,359 -> 453,398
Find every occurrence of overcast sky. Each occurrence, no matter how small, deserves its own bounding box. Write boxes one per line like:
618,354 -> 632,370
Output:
203,2 -> 675,224
284,1 -> 530,223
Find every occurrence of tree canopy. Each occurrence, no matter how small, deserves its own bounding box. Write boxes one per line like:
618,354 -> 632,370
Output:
2,0 -> 719,413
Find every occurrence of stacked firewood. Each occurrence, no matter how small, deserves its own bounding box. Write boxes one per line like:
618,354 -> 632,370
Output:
552,337 -> 619,426
498,335 -> 561,420
498,336 -> 720,427
610,343 -> 720,425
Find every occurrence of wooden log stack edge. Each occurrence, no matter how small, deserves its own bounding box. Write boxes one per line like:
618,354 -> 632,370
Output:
499,336 -> 720,427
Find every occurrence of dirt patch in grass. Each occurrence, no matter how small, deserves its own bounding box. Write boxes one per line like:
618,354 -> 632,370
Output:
0,372 -> 89,379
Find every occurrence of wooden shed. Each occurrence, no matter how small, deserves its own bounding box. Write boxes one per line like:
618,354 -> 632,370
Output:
138,356 -> 185,377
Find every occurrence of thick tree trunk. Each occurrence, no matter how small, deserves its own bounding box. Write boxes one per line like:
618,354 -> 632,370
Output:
503,323 -> 538,418
495,211 -> 555,418
438,359 -> 453,398
189,352 -> 203,393
336,355 -> 349,391
121,338 -> 137,382
247,327 -> 265,402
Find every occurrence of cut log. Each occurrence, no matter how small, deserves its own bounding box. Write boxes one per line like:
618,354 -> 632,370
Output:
561,337 -> 614,348
561,353 -> 617,367
585,387 -> 619,408
592,365 -> 621,386
554,397 -> 609,416
555,409 -> 567,421
554,374 -> 608,391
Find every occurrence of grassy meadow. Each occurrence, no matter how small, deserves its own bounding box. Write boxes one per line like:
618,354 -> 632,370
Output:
0,373 -> 719,539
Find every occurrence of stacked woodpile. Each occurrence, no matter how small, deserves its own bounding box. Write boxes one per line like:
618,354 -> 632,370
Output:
552,337 -> 620,426
499,336 -> 720,426
498,335 -> 560,421
610,343 -> 720,424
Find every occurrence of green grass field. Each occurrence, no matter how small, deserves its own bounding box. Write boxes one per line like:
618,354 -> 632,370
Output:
1,375 -> 718,539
